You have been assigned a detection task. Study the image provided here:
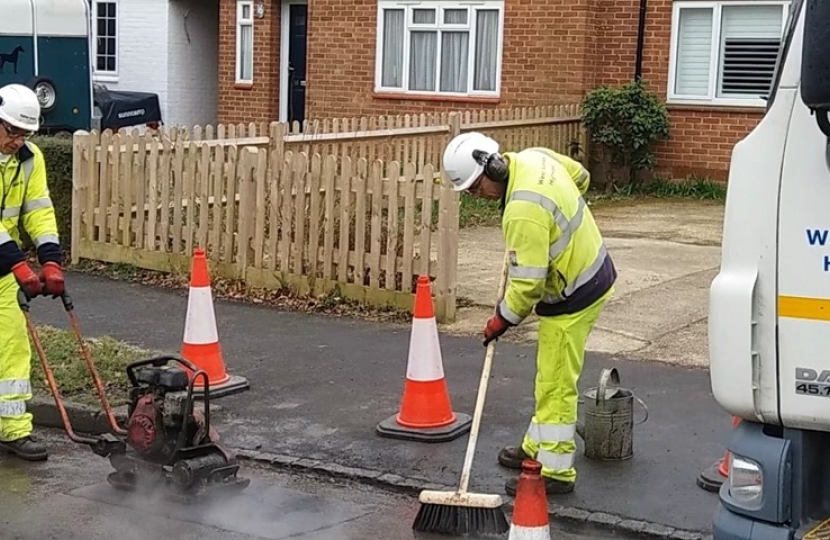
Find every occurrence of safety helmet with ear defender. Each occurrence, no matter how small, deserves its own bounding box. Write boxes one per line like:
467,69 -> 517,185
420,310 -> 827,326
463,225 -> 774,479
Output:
0,84 -> 41,132
442,131 -> 501,191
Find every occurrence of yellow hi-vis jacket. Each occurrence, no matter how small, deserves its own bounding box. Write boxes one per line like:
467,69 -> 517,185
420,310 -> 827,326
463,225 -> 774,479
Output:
0,141 -> 62,276
497,148 -> 616,324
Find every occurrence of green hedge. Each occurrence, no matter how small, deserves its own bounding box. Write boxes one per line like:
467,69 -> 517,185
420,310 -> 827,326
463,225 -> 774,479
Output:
25,134 -> 74,258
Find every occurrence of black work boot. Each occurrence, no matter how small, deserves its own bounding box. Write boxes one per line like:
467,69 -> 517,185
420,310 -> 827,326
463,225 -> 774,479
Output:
0,435 -> 48,461
505,475 -> 575,496
498,445 -> 533,470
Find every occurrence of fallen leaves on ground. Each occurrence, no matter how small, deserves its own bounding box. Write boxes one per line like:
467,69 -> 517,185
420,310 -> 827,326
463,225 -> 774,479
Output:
72,260 -> 411,325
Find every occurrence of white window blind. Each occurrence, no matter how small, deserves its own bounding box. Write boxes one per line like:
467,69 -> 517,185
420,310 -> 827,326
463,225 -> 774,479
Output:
376,1 -> 504,97
670,1 -> 790,104
674,8 -> 713,95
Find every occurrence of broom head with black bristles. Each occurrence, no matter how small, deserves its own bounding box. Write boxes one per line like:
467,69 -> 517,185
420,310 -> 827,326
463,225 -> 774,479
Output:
412,489 -> 509,536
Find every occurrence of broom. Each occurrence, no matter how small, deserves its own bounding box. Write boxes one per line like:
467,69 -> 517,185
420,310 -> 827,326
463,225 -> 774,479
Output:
412,253 -> 511,536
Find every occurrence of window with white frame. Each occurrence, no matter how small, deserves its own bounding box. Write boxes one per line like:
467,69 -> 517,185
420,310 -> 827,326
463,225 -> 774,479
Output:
236,0 -> 254,83
668,0 -> 792,106
93,0 -> 117,76
375,1 -> 504,97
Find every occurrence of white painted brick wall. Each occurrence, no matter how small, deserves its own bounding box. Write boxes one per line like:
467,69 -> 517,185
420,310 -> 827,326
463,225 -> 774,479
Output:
92,0 -> 218,129
167,0 -> 219,128
93,0 -> 170,121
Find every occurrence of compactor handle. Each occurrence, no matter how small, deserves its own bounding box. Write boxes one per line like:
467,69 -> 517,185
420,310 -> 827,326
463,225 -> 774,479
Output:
17,286 -> 74,312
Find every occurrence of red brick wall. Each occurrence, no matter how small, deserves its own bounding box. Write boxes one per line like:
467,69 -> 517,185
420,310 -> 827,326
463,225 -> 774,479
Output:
214,0 -> 766,179
593,0 -> 764,181
304,0 -> 599,118
217,0 -> 280,124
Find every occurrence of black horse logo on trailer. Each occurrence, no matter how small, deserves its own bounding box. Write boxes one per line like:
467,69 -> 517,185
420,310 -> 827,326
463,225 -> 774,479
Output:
0,46 -> 25,74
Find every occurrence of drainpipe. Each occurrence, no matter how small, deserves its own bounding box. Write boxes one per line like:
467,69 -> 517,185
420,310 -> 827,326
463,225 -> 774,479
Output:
634,0 -> 647,80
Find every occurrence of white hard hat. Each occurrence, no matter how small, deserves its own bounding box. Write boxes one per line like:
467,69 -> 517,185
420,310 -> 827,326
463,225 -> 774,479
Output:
0,84 -> 41,132
442,131 -> 500,191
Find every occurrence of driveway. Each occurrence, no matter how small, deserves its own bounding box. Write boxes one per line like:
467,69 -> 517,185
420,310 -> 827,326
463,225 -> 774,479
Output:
442,198 -> 724,368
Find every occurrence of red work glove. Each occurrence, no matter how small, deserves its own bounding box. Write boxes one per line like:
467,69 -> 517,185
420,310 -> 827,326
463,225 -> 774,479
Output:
483,311 -> 512,346
39,261 -> 65,298
12,261 -> 42,298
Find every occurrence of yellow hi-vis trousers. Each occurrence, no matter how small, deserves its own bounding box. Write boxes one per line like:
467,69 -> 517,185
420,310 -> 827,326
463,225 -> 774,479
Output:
0,273 -> 34,441
520,288 -> 612,483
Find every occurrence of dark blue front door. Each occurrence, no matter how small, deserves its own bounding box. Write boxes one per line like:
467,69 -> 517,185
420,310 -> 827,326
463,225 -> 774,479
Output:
287,3 -> 307,125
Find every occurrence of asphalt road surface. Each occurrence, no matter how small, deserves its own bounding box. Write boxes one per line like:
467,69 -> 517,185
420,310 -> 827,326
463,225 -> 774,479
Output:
0,427 -> 634,540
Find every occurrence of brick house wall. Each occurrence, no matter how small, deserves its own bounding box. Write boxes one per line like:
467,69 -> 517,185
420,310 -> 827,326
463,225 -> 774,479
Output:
305,0 -> 599,117
218,0 -> 280,124
594,0 -> 765,181
216,0 -> 777,181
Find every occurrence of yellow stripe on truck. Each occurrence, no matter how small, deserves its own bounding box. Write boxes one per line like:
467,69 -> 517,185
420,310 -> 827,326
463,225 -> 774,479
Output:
778,295 -> 830,321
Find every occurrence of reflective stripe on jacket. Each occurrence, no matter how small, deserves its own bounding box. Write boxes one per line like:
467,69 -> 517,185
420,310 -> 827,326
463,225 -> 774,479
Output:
0,141 -> 61,276
497,148 -> 616,323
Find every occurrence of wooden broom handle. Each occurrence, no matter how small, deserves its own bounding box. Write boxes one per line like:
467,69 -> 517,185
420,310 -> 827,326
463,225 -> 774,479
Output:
458,251 -> 510,494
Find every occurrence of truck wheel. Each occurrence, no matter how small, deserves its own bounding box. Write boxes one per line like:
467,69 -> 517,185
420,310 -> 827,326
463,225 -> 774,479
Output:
26,77 -> 57,113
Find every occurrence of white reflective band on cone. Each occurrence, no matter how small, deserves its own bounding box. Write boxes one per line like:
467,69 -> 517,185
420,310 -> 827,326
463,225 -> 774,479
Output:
183,286 -> 219,344
508,524 -> 551,540
405,317 -> 445,381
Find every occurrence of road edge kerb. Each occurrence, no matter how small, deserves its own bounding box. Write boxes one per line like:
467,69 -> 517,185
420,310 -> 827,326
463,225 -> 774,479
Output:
30,397 -> 713,540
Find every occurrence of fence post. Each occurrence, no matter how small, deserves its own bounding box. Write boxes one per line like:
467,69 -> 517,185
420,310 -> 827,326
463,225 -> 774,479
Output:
70,131 -> 90,265
433,112 -> 461,323
236,146 -> 258,280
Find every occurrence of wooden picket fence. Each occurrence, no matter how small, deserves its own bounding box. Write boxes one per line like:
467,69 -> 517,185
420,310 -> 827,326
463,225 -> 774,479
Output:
71,105 -> 585,322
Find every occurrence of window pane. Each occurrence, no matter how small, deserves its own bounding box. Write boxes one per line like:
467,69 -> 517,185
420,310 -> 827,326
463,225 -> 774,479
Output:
413,9 -> 435,24
473,9 -> 498,91
381,9 -> 405,87
107,2 -> 115,17
440,32 -> 469,92
409,31 -> 436,91
674,7 -> 713,96
239,25 -> 253,80
444,9 -> 467,24
242,4 -> 251,19
717,5 -> 783,97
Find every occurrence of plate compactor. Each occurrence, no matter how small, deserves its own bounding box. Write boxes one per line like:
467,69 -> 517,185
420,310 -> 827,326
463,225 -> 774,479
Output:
19,288 -> 250,503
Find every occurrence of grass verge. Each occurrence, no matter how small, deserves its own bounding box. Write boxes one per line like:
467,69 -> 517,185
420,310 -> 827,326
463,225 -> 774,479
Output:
29,325 -> 153,408
458,175 -> 727,228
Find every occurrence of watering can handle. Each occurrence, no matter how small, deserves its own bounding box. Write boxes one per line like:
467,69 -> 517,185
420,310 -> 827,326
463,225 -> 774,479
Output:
634,394 -> 649,425
596,367 -> 620,405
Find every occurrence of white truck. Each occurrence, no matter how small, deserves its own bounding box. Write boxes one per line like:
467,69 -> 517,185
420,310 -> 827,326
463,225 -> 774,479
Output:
710,0 -> 830,539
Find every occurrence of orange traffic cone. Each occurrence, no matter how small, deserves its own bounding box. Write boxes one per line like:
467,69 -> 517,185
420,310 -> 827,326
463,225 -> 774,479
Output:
508,460 -> 551,540
697,415 -> 741,492
376,275 -> 471,442
180,247 -> 249,398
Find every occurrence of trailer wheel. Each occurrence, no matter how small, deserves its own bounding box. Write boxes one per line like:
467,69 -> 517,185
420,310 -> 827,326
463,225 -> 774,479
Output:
26,77 -> 57,113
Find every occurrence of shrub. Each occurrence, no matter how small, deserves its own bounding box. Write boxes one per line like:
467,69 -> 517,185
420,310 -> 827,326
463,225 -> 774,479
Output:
22,134 -> 74,257
581,79 -> 670,191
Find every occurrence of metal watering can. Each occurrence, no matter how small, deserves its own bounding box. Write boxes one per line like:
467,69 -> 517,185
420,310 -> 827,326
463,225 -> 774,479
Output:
575,367 -> 649,461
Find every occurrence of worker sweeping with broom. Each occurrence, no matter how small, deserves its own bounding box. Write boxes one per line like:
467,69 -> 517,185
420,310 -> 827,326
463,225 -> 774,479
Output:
443,133 -> 616,496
